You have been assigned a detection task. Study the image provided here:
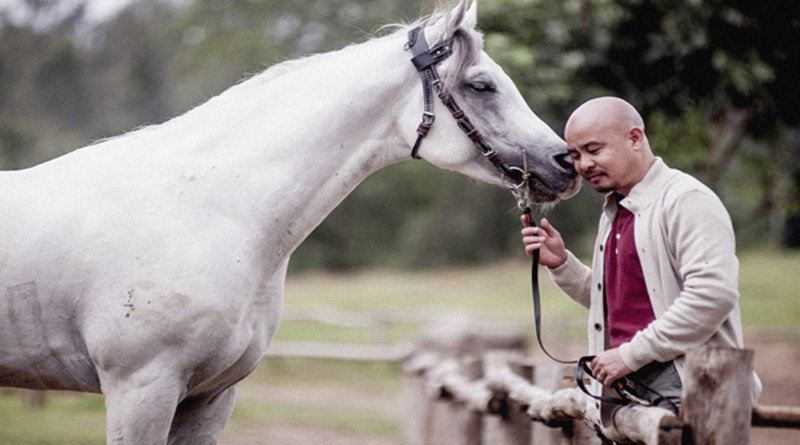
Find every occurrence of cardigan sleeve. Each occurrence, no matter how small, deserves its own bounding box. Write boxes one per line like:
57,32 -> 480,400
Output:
548,250 -> 593,309
619,188 -> 740,370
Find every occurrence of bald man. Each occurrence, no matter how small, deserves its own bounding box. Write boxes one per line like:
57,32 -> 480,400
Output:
522,97 -> 761,415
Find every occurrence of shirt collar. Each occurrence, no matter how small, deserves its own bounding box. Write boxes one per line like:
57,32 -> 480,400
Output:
603,157 -> 673,215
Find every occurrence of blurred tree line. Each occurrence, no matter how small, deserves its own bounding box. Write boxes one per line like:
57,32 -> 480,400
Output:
1,0 -> 797,271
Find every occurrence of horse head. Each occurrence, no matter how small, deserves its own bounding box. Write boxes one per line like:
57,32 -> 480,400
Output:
401,0 -> 580,205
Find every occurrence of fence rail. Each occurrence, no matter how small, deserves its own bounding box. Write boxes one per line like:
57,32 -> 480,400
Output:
267,309 -> 800,443
8,307 -> 800,443
404,345 -> 800,445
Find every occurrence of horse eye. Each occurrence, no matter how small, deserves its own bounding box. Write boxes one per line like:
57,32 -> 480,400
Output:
467,80 -> 496,93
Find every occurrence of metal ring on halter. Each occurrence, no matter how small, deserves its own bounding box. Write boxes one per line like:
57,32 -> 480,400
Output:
505,149 -> 533,211
503,166 -> 527,193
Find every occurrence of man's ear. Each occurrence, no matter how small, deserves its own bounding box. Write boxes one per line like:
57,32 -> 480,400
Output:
629,127 -> 646,149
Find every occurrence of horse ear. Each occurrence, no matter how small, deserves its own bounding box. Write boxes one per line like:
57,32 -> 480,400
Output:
463,0 -> 478,30
427,0 -> 470,44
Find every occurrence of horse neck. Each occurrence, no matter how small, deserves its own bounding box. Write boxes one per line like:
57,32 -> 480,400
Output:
162,32 -> 417,267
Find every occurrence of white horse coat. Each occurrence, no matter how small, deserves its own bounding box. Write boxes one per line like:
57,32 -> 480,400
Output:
0,1 -> 578,443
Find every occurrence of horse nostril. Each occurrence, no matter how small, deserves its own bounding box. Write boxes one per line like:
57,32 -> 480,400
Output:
553,152 -> 574,173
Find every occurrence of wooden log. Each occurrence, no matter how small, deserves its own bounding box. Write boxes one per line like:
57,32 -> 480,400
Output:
530,387 -> 587,424
681,346 -> 754,445
752,404 -> 800,429
481,351 -> 532,445
596,403 -> 681,445
658,415 -> 685,445
512,366 -> 678,445
427,357 -> 493,412
425,356 -> 485,445
486,362 -> 599,444
403,352 -> 440,445
530,364 -> 589,445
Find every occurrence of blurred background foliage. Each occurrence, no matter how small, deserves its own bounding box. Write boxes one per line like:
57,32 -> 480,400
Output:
1,0 -> 798,271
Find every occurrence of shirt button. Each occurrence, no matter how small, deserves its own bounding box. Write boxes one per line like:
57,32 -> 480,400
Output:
597,283 -> 602,291
599,244 -> 604,252
594,323 -> 602,331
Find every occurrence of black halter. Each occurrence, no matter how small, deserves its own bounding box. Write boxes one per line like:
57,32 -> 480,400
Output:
405,27 -> 525,188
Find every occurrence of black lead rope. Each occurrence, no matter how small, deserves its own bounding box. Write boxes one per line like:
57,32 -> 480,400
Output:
523,207 -> 577,365
576,356 -> 632,406
524,208 -> 678,412
578,356 -> 679,411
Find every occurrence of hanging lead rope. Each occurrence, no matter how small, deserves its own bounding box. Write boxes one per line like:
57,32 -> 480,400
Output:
522,208 -> 677,413
522,208 -> 578,365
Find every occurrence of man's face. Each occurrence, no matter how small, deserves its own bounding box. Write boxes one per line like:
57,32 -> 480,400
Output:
564,123 -> 637,195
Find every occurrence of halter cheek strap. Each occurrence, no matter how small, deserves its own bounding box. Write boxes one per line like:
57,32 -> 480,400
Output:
405,27 -> 524,186
406,27 -> 452,160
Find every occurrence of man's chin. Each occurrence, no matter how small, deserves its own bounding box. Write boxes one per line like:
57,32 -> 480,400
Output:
586,178 -> 616,194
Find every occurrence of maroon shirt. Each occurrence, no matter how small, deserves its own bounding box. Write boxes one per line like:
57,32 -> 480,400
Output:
604,195 -> 656,347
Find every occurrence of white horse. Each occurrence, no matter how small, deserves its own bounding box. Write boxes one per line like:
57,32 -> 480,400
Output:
0,1 -> 578,443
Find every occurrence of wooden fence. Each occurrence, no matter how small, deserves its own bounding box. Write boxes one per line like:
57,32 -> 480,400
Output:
403,345 -> 800,445
9,306 -> 800,444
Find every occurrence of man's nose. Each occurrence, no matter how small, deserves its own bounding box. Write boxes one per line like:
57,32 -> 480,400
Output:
576,155 -> 593,173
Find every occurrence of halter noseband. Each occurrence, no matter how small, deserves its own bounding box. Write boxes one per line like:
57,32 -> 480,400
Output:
405,27 -> 526,190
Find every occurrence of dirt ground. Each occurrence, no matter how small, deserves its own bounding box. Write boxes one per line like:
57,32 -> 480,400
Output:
219,335 -> 800,445
747,335 -> 800,445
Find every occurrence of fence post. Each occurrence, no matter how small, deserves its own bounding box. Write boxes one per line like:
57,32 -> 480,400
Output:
425,356 -> 483,445
682,346 -> 754,445
482,351 -> 532,445
403,353 -> 437,445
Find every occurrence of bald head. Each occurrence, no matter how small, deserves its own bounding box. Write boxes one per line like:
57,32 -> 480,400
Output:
565,96 -> 645,141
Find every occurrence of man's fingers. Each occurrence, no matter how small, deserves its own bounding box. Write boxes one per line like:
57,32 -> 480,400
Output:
540,218 -> 558,236
520,213 -> 537,227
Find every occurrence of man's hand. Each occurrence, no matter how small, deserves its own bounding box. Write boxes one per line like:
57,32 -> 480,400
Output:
590,348 -> 633,387
520,215 -> 568,269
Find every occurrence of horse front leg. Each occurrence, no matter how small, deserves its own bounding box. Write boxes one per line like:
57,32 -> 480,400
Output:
167,385 -> 238,445
102,370 -> 182,445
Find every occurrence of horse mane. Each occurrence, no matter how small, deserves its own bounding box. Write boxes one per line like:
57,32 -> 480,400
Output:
237,3 -> 484,96
88,5 -> 484,149
446,26 -> 483,88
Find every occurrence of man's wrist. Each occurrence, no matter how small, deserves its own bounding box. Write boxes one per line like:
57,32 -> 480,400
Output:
547,253 -> 568,270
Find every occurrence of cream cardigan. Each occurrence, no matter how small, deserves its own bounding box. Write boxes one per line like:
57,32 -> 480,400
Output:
549,158 -> 762,402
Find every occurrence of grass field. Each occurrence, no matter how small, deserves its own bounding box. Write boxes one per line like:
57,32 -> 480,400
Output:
0,248 -> 798,444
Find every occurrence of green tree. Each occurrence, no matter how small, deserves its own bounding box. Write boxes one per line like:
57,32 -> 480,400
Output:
586,0 -> 800,247
6,0 -> 795,271
480,0 -> 800,248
